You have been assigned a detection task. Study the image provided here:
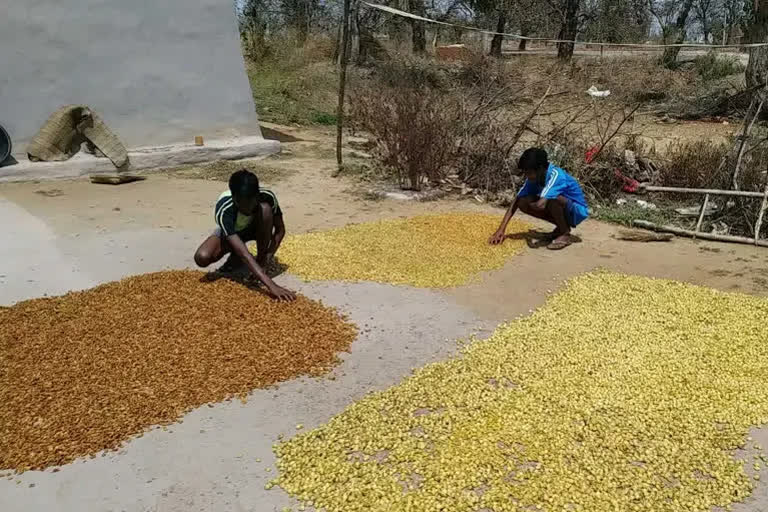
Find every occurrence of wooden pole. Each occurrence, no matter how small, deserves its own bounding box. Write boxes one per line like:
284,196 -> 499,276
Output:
755,182 -> 768,242
633,220 -> 768,247
695,193 -> 710,234
733,100 -> 764,190
336,0 -> 352,169
642,185 -> 766,198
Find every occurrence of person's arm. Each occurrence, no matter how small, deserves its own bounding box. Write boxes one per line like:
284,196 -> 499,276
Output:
270,214 -> 286,255
489,197 -> 521,245
227,233 -> 295,301
535,167 -> 564,210
490,178 -> 534,245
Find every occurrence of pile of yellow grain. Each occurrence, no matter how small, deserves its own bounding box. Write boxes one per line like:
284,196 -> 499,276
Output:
274,273 -> 768,512
0,271 -> 356,472
274,213 -> 529,288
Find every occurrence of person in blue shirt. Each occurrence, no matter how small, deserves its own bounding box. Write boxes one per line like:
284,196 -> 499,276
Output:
489,147 -> 589,250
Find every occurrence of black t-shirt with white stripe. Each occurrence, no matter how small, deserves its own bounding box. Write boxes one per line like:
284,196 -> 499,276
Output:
214,189 -> 282,237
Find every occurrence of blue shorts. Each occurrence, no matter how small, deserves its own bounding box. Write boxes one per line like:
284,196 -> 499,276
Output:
566,200 -> 589,227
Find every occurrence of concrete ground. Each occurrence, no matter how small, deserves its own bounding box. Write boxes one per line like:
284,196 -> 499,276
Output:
3,127 -> 768,511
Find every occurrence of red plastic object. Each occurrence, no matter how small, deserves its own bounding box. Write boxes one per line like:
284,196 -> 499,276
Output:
585,146 -> 599,164
614,169 -> 640,194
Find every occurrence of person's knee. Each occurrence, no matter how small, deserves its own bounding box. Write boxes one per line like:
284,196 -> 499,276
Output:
194,248 -> 212,268
545,198 -> 565,214
529,200 -> 547,214
518,197 -> 533,213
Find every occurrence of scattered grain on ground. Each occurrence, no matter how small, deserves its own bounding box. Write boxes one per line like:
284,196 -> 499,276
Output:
274,272 -> 768,512
0,271 -> 356,472
275,213 -> 529,288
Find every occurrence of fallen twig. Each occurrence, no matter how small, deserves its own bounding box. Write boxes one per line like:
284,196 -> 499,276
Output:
615,229 -> 673,242
90,174 -> 146,185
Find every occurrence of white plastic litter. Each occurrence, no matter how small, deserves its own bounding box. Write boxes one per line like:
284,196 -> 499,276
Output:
587,85 -> 611,98
636,200 -> 657,210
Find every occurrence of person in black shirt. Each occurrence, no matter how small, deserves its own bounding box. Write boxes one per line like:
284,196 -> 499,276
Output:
194,169 -> 295,301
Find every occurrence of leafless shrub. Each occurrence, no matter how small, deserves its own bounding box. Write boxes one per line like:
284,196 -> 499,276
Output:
351,57 -> 536,192
350,60 -> 459,190
660,140 -> 731,189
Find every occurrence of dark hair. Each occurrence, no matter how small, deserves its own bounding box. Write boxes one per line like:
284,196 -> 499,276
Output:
229,169 -> 260,198
518,147 -> 549,173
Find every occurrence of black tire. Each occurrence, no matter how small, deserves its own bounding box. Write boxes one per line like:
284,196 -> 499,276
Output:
0,124 -> 11,164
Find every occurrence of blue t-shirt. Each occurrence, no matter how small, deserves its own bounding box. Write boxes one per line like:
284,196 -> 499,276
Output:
517,164 -> 588,207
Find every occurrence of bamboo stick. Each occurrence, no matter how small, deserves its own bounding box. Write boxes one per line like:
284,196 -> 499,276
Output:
633,220 -> 768,248
695,194 -> 710,235
733,100 -> 764,190
755,183 -> 768,243
642,185 -> 765,198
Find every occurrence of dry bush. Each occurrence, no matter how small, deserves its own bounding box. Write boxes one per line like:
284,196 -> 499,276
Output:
351,54 -> 754,203
351,57 -> 532,192
659,138 -> 766,191
457,124 -> 518,193
693,53 -> 746,81
660,140 -> 730,189
351,59 -> 459,190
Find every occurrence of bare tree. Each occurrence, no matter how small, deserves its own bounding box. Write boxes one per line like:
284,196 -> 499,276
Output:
722,0 -> 744,43
581,0 -> 651,43
491,9 -> 508,56
556,0 -> 583,60
652,0 -> 696,68
693,0 -> 723,43
409,0 -> 427,53
747,0 -> 768,92
280,0 -> 318,45
716,0 -> 768,192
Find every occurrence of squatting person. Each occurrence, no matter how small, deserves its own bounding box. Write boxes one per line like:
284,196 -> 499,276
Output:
194,169 -> 296,301
489,147 -> 589,250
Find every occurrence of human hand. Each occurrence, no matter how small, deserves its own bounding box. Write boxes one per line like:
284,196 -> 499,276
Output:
488,230 -> 506,245
269,284 -> 296,302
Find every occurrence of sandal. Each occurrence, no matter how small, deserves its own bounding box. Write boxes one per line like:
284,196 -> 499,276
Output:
547,238 -> 573,251
530,229 -> 560,242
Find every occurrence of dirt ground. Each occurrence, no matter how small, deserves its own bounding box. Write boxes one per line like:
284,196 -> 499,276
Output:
2,123 -> 768,512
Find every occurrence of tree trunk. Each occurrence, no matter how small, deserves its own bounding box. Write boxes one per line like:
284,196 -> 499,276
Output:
333,16 -> 343,64
336,0 -> 352,168
389,0 -> 408,49
557,0 -> 580,61
409,0 -> 427,54
747,0 -> 768,94
518,26 -> 528,51
661,0 -> 696,68
722,0 -> 768,191
490,11 -> 506,57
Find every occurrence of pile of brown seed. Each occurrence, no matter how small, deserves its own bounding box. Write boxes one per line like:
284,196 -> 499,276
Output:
0,271 -> 357,472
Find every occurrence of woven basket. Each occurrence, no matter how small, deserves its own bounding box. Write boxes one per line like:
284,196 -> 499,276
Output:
27,105 -> 128,168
